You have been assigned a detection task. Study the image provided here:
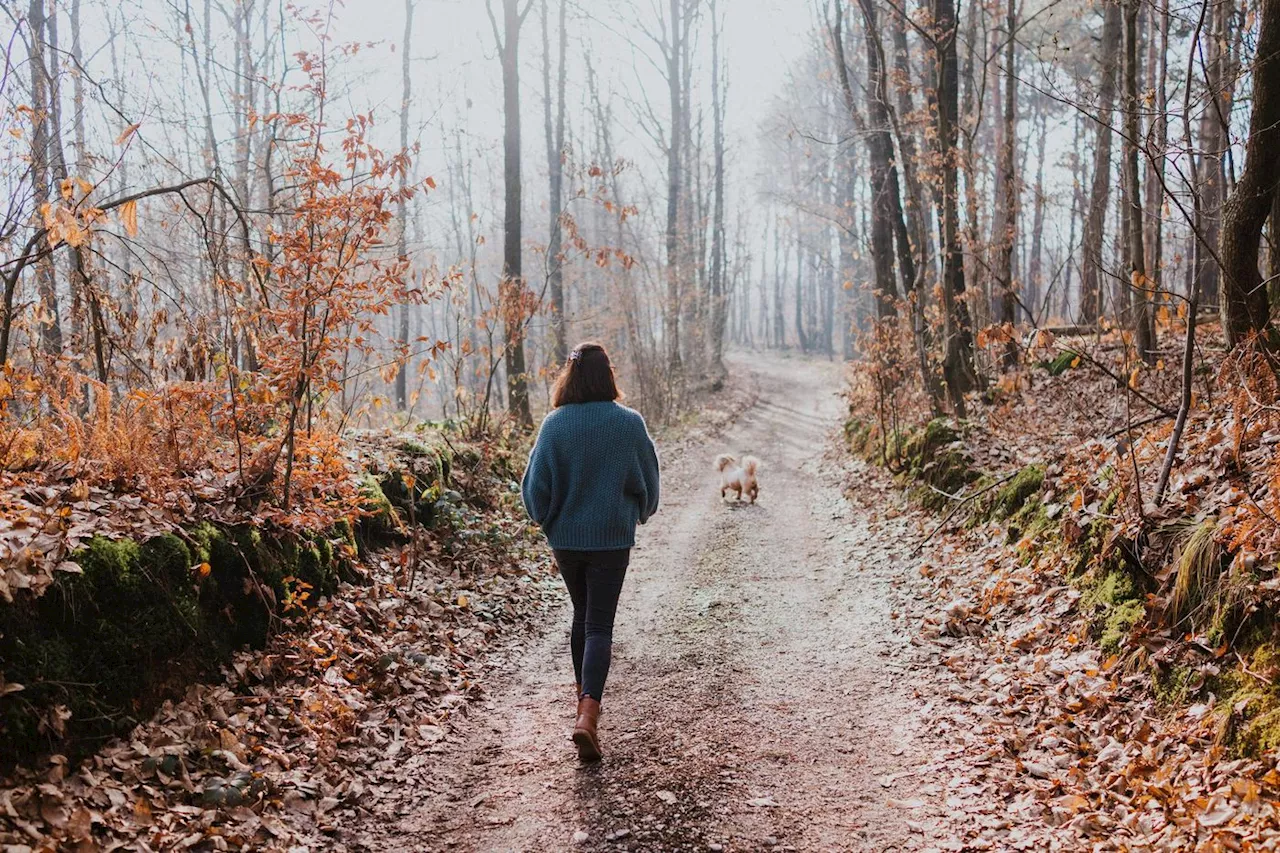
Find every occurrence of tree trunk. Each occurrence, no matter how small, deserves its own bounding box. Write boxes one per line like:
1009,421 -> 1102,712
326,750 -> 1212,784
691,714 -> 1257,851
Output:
488,0 -> 533,426
1219,0 -> 1280,347
889,8 -> 934,286
930,0 -> 977,415
394,0 -> 415,410
27,0 -> 62,357
1080,2 -> 1122,324
794,232 -> 809,353
1027,107 -> 1047,323
1144,0 -> 1169,327
1123,0 -> 1156,363
775,220 -> 787,348
1197,0 -> 1235,311
664,0 -> 683,374
708,0 -> 729,376
832,0 -> 899,319
994,0 -> 1019,369
542,0 -> 568,365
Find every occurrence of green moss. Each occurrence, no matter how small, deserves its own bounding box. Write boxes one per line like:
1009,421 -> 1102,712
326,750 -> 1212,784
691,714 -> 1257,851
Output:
1203,644 -> 1280,757
0,514 -> 361,766
77,537 -> 142,596
843,419 -> 873,456
1099,486 -> 1121,515
187,522 -> 224,566
397,438 -> 453,484
398,437 -> 434,457
358,472 -> 400,539
1153,665 -> 1200,705
1077,565 -> 1146,653
1100,599 -> 1146,652
992,465 -> 1045,520
1239,704 -> 1280,755
1041,349 -> 1080,376
902,419 -> 960,465
1081,569 -> 1135,611
912,448 -> 979,512
0,532 -> 215,761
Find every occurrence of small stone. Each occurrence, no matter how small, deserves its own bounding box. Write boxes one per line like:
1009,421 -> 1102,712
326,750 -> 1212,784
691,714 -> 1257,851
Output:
763,837 -> 779,847
572,830 -> 589,844
708,844 -> 725,852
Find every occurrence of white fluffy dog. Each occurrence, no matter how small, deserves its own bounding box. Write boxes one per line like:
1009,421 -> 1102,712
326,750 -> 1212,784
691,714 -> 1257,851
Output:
715,454 -> 760,504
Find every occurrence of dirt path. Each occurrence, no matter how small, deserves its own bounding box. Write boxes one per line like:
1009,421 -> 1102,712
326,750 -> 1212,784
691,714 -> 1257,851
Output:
356,355 -> 956,852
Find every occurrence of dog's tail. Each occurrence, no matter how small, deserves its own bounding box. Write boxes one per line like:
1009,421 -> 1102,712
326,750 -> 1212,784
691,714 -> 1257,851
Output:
742,456 -> 760,475
714,453 -> 736,472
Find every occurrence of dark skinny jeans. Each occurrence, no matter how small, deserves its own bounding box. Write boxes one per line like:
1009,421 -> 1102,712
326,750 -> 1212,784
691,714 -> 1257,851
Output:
553,548 -> 630,702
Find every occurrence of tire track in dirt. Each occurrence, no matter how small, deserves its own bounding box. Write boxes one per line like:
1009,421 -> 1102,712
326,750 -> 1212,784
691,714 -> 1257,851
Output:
354,354 -> 956,852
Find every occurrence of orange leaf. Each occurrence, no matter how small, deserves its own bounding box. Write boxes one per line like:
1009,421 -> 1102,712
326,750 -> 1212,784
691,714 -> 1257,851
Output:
119,200 -> 138,237
115,122 -> 141,145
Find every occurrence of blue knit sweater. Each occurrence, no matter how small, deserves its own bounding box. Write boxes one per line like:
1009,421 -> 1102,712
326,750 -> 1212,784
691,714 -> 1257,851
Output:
521,401 -> 661,551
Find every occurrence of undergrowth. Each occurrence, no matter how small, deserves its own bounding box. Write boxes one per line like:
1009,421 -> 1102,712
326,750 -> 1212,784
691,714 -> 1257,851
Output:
844,341 -> 1280,759
0,421 -> 532,768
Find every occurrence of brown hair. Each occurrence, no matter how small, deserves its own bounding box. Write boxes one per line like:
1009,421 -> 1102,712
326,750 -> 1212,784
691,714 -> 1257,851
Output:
551,342 -> 622,408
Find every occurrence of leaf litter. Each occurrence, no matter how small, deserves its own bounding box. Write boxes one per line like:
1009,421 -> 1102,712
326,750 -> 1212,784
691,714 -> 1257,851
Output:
0,433 -> 562,852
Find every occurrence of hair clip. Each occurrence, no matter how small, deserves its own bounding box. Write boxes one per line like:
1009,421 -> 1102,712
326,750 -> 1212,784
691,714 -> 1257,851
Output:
569,350 -> 581,362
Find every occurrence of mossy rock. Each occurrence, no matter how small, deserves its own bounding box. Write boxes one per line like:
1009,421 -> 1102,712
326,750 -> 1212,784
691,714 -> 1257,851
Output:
1100,599 -> 1146,652
1153,664 -> 1202,706
0,520 -> 346,767
990,465 -> 1045,521
396,437 -> 454,484
0,533 -> 208,763
357,472 -> 400,543
1238,703 -> 1280,756
902,419 -> 961,467
912,448 -> 980,512
844,419 -> 874,457
1077,564 -> 1147,653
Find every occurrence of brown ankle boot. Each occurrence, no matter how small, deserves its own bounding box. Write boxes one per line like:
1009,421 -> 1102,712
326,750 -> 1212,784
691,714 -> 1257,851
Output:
572,696 -> 602,762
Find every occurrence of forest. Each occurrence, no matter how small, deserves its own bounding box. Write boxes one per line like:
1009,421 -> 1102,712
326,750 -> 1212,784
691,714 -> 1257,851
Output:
3,0 -> 1280,848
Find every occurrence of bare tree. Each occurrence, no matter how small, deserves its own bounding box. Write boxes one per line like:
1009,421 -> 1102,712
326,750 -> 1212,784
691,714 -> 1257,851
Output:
26,0 -> 62,357
1219,0 -> 1280,347
394,0 -> 416,410
1122,0 -> 1155,363
929,0 -> 977,415
1080,1 -> 1122,324
707,0 -> 729,379
542,0 -> 568,365
829,0 -> 898,320
487,0 -> 535,427
993,0 -> 1018,369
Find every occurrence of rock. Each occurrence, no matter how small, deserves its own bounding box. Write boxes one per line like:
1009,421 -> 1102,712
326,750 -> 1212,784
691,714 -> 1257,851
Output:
572,830 -> 589,844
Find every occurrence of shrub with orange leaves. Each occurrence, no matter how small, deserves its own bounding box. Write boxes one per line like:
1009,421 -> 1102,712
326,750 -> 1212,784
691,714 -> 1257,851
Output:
0,32 -> 448,599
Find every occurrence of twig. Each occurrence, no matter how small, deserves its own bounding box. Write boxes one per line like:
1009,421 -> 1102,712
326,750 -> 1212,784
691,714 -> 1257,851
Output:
913,470 -> 1021,555
1105,412 -> 1172,439
1123,384 -> 1147,522
1236,650 -> 1274,686
1066,348 -> 1177,417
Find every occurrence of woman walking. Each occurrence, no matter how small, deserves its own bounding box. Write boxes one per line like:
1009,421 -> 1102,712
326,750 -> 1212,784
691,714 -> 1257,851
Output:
521,343 -> 661,762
